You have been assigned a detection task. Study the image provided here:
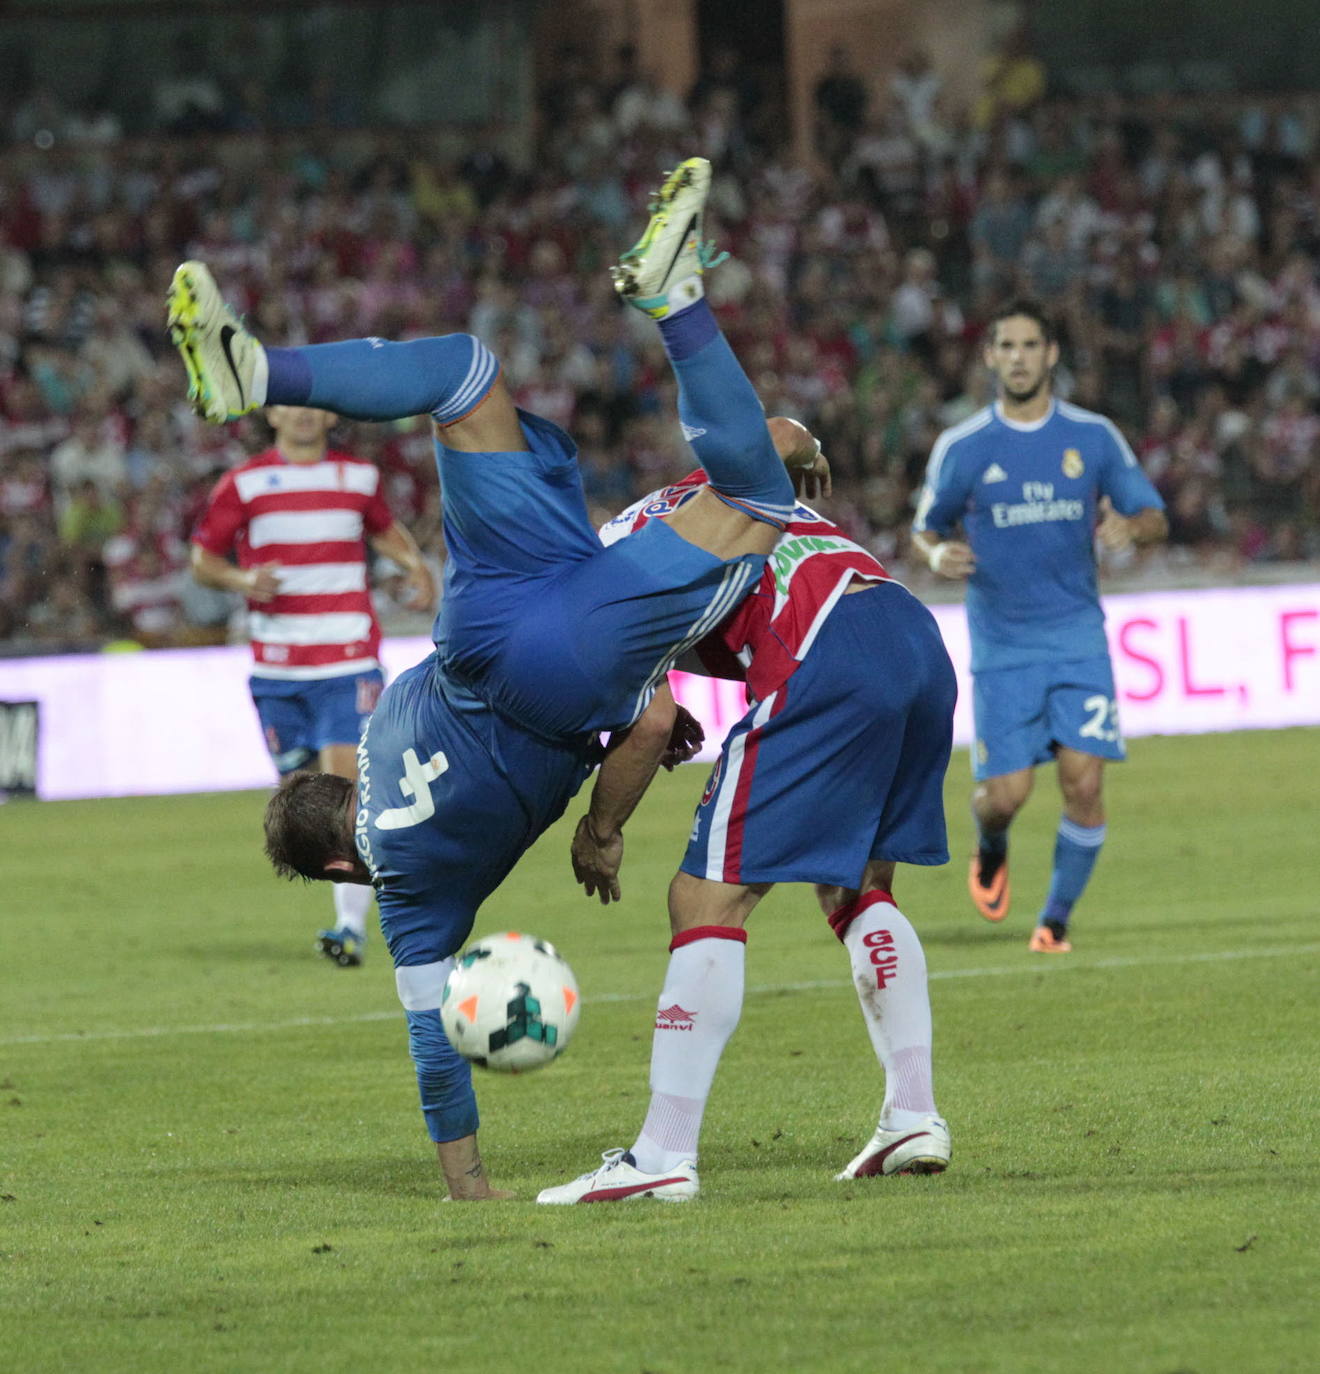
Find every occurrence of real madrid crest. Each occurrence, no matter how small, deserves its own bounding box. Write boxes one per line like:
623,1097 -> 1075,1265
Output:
1062,448 -> 1084,478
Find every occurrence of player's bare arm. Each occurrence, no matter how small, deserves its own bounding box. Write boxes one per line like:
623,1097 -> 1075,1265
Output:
369,519 -> 437,612
913,527 -> 976,579
571,684 -> 682,905
1097,498 -> 1169,552
190,544 -> 281,601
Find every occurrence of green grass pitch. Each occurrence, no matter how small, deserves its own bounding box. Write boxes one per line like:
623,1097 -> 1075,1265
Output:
2,729 -> 1316,1373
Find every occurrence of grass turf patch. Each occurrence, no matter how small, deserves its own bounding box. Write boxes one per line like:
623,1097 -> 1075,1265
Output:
1,729 -> 1316,1372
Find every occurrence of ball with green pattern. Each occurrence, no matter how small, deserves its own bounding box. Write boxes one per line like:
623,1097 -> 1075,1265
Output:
440,931 -> 581,1072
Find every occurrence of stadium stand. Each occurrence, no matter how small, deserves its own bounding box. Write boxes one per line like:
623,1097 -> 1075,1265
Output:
2,42 -> 1318,654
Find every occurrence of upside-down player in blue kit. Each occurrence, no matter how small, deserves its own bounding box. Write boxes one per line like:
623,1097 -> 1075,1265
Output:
166,159 -> 798,1201
913,300 -> 1167,953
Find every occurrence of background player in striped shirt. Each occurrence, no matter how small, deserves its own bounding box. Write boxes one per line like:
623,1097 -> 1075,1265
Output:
172,158 -> 805,1200
190,403 -> 434,967
538,420 -> 957,1204
913,300 -> 1167,953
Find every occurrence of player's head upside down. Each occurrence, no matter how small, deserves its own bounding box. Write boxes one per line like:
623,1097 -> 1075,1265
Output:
264,771 -> 370,885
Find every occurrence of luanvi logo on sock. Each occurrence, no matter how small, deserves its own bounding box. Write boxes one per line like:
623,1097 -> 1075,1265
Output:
655,1004 -> 697,1031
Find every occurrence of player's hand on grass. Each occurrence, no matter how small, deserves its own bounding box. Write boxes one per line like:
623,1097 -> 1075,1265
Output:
245,562 -> 282,601
662,706 -> 704,770
441,1188 -> 517,1202
1096,497 -> 1134,551
572,814 -> 624,904
928,540 -> 975,579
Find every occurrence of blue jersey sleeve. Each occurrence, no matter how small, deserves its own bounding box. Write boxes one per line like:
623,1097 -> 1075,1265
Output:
1096,418 -> 1164,516
914,434 -> 974,536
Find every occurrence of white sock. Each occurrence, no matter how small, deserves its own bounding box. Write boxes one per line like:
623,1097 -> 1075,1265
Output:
332,883 -> 373,939
250,342 -> 269,407
832,891 -> 938,1128
630,926 -> 745,1173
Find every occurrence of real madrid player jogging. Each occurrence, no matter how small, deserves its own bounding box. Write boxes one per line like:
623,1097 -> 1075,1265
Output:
913,399 -> 1163,675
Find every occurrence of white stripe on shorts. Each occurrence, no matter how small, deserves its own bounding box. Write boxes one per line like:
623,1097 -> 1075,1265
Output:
704,691 -> 778,881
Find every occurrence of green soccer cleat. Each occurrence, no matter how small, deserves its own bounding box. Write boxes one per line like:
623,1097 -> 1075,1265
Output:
166,260 -> 264,423
611,157 -> 726,319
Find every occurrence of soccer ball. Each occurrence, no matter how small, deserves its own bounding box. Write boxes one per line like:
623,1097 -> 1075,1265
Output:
440,932 -> 580,1073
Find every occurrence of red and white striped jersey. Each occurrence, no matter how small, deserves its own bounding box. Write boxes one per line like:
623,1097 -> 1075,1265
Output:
191,448 -> 395,679
600,470 -> 892,701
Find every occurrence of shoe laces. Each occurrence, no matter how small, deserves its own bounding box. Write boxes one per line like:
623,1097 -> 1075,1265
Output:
577,1147 -> 627,1181
697,240 -> 728,271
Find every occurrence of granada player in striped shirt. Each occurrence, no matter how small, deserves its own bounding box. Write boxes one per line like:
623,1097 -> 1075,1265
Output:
537,420 -> 958,1204
190,404 -> 434,967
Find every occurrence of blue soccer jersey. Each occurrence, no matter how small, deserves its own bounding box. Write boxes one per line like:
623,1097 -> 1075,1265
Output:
914,400 -> 1164,673
354,652 -> 597,968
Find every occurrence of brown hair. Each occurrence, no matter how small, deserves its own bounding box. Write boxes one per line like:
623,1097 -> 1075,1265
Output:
989,297 -> 1056,344
264,771 -> 355,881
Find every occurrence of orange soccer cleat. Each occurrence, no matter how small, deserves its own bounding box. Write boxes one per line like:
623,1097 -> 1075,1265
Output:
1028,924 -> 1073,953
968,853 -> 1011,922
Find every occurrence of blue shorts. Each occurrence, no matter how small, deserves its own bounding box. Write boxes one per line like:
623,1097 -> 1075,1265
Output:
682,583 -> 955,888
250,669 -> 384,774
434,410 -> 762,738
971,654 -> 1125,781
356,654 -> 596,967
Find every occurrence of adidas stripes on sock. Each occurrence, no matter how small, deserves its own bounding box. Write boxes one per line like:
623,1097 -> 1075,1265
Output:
1041,817 -> 1106,929
264,334 -> 499,425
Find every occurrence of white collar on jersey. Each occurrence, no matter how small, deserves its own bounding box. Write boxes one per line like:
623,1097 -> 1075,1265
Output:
994,399 -> 1057,433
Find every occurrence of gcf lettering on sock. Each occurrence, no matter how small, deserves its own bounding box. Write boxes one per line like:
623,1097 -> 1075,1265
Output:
862,928 -> 899,988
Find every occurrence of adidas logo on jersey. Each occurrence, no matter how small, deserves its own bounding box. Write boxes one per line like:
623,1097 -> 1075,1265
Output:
982,463 -> 1008,484
681,422 -> 708,441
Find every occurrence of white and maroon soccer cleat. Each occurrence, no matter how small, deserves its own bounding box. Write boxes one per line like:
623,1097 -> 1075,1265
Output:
536,1148 -> 699,1204
835,1114 -> 951,1180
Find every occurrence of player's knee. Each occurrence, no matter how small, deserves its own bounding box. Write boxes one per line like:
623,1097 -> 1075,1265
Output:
1061,771 -> 1104,816
814,883 -> 850,917
976,776 -> 1029,823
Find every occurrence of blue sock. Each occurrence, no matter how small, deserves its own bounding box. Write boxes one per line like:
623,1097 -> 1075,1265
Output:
265,335 -> 499,425
1041,819 -> 1106,929
658,300 -> 794,524
974,817 -> 1008,881
975,819 -> 1009,860
405,1009 -> 479,1143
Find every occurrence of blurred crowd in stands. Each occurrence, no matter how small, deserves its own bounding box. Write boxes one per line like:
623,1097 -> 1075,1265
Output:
2,34 -> 1319,654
